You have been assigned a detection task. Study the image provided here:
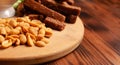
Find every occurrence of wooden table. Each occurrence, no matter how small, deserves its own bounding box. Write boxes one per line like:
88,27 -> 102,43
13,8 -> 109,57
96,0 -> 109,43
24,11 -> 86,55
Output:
43,0 -> 120,65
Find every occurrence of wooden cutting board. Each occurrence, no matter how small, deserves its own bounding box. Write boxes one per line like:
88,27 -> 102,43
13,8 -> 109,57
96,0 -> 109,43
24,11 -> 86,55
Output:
0,17 -> 84,65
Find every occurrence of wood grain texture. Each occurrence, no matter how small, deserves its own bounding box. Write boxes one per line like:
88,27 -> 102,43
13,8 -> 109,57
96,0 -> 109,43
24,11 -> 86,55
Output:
42,0 -> 120,65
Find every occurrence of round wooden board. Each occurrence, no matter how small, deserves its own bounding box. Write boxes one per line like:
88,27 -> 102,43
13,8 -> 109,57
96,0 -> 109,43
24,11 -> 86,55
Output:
0,17 -> 84,65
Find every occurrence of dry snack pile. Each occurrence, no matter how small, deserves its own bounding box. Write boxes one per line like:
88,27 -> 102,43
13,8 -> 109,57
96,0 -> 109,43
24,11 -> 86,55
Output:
0,17 -> 52,48
16,0 -> 81,31
0,0 -> 81,49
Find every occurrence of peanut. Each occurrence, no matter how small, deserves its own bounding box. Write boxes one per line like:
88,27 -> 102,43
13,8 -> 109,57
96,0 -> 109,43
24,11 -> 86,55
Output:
29,27 -> 39,36
0,24 -> 5,27
15,39 -> 20,46
19,22 -> 30,33
9,19 -> 18,27
19,34 -> 27,44
38,28 -> 45,37
45,28 -> 53,38
0,16 -> 52,48
0,27 -> 6,35
35,41 -> 46,47
10,29 -> 20,35
27,34 -> 34,46
41,38 -> 49,44
1,39 -> 13,48
29,21 -> 40,27
5,26 -> 11,34
37,34 -> 44,41
0,35 -> 5,43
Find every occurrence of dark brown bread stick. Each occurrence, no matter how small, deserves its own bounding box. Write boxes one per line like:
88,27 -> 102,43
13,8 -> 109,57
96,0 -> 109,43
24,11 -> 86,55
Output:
24,0 -> 65,22
41,0 -> 81,16
44,17 -> 66,31
66,15 -> 77,23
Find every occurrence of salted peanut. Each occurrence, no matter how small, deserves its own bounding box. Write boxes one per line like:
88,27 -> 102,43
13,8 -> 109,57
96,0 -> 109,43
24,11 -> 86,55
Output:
6,36 -> 14,40
37,34 -> 44,41
41,24 -> 46,29
15,26 -> 22,31
22,26 -> 29,33
0,35 -> 5,43
10,29 -> 20,35
1,39 -> 13,48
6,36 -> 16,43
10,35 -> 19,38
29,21 -> 40,27
6,35 -> 19,40
27,33 -> 34,46
45,28 -> 53,38
15,39 -> 20,46
0,19 -> 6,24
9,19 -> 18,27
19,34 -> 27,44
0,17 -> 52,48
38,28 -> 45,37
5,26 -> 11,34
24,16 -> 31,22
27,33 -> 36,41
41,38 -> 49,44
19,22 -> 30,32
0,27 -> 6,35
15,26 -> 22,34
16,17 -> 25,22
17,17 -> 30,22
29,20 -> 42,27
0,24 -> 5,27
29,27 -> 39,36
32,20 -> 42,24
35,41 -> 46,47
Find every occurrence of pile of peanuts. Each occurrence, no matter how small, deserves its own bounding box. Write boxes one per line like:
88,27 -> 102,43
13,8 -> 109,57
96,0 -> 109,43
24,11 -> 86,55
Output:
0,16 -> 52,48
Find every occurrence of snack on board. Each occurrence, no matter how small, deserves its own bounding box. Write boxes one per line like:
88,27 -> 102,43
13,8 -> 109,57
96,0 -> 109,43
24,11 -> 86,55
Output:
0,17 -> 52,48
16,0 -> 81,30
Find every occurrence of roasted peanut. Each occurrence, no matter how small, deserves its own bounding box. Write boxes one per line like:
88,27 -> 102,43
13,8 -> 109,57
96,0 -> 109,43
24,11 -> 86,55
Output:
15,39 -> 20,46
38,28 -> 45,37
41,24 -> 46,29
10,35 -> 19,38
16,17 -> 25,22
35,41 -> 46,47
19,34 -> 27,44
24,16 -> 31,22
0,19 -> 6,24
45,28 -> 53,38
0,16 -> 52,48
32,20 -> 42,24
27,33 -> 36,41
29,21 -> 40,27
0,27 -> 6,35
15,26 -> 22,31
0,35 -> 5,43
1,39 -> 13,48
27,34 -> 34,46
29,27 -> 39,36
10,29 -> 20,35
6,36 -> 16,43
9,19 -> 18,27
0,24 -> 5,27
41,38 -> 49,44
37,34 -> 44,41
6,36 -> 14,40
29,20 -> 42,27
19,22 -> 30,32
5,26 -> 11,34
